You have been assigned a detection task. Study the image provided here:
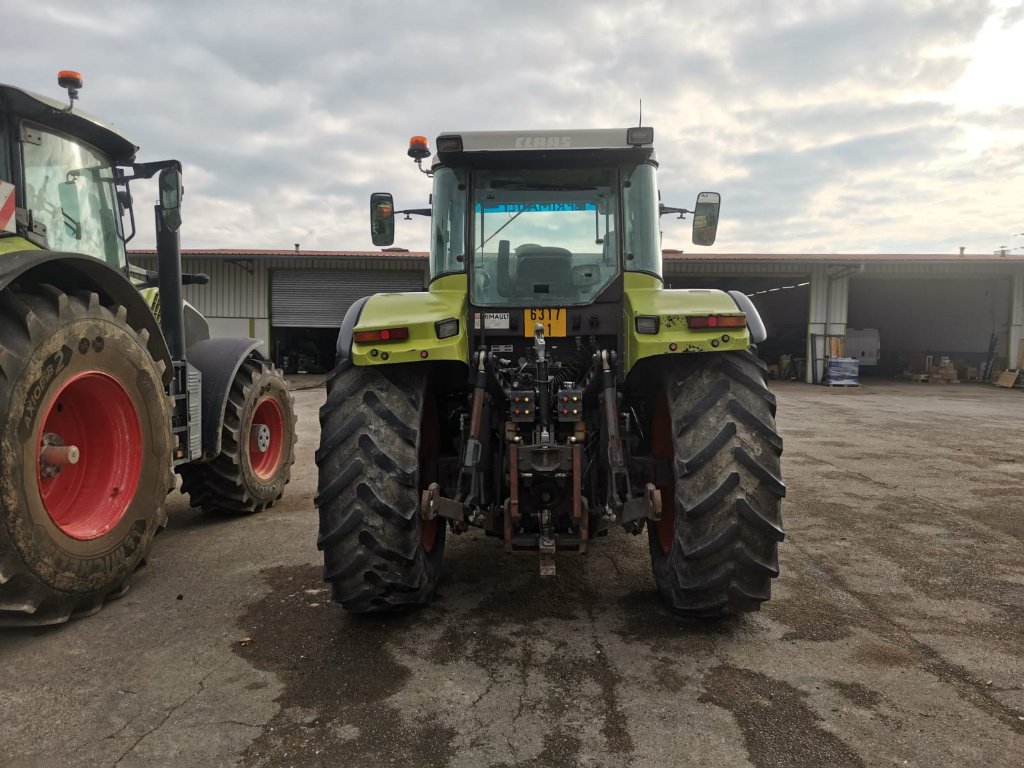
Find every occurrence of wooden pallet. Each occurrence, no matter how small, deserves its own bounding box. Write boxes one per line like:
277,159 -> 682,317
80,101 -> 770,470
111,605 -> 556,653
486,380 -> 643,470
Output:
995,370 -> 1020,388
907,373 -> 930,383
825,382 -> 861,387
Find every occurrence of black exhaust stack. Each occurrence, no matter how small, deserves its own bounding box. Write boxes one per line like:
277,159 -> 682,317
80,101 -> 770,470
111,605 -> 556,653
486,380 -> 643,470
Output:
155,165 -> 185,361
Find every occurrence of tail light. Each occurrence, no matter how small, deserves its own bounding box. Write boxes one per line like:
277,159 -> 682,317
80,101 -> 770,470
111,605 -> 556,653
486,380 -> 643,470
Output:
353,327 -> 409,344
686,314 -> 746,330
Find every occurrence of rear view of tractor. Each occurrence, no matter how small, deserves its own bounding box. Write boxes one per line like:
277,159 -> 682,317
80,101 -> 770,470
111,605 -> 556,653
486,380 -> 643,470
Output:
316,128 -> 783,617
0,73 -> 297,626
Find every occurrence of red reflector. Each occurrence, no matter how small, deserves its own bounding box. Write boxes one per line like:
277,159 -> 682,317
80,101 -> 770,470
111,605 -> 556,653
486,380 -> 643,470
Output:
687,314 -> 746,330
353,327 -> 409,344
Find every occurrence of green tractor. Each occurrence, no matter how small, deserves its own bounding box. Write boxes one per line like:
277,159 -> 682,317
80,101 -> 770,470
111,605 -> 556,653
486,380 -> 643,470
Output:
0,73 -> 297,625
316,128 -> 783,616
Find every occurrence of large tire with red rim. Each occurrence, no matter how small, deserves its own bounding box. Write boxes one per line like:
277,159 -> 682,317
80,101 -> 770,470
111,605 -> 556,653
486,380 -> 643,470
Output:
648,350 -> 785,617
316,363 -> 444,613
178,357 -> 295,515
0,285 -> 173,626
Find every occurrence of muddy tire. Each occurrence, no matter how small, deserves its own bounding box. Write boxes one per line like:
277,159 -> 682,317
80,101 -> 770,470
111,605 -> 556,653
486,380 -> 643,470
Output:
315,363 -> 444,613
648,350 -> 785,617
0,285 -> 173,626
179,357 -> 296,515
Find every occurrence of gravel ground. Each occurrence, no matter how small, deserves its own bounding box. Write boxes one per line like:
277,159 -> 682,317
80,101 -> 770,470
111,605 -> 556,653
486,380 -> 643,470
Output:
1,378 -> 1022,768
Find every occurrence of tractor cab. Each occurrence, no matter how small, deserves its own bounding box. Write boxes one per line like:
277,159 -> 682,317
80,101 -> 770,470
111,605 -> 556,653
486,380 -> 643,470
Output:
0,75 -> 138,269
372,128 -> 721,303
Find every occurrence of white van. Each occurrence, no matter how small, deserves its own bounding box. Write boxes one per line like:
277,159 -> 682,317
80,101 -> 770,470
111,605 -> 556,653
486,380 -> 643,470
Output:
845,328 -> 880,366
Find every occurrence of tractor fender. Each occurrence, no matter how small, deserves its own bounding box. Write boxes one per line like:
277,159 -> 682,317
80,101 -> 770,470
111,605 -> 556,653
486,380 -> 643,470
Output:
186,337 -> 264,460
727,290 -> 767,343
345,286 -> 470,368
333,295 -> 371,368
0,247 -> 173,384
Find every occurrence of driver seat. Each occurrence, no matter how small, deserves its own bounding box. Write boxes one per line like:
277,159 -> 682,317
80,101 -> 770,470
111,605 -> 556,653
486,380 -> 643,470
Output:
514,245 -> 572,296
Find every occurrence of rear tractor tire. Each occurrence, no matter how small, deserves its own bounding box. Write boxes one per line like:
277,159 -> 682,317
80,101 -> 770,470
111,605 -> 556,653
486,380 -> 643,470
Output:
315,363 -> 444,613
648,350 -> 785,617
179,357 -> 296,515
0,285 -> 173,626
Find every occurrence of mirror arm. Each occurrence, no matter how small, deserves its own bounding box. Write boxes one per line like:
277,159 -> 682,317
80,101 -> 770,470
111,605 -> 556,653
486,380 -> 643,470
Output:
659,203 -> 691,219
124,159 -> 181,183
396,208 -> 431,220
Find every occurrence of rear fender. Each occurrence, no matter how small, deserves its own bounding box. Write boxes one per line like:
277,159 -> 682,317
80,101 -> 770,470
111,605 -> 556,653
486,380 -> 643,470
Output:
185,337 -> 263,460
348,274 -> 470,369
623,273 -> 752,374
333,295 -> 371,369
0,246 -> 173,384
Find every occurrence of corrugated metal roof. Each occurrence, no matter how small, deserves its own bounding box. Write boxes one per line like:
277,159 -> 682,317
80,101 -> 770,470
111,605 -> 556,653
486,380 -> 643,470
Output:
129,248 -> 428,258
661,250 -> 1024,263
128,248 -> 1024,265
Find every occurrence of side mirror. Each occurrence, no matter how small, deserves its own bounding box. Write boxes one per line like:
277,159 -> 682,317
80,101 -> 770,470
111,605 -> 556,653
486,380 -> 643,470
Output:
158,168 -> 183,232
57,180 -> 82,239
691,191 -> 720,246
370,192 -> 395,246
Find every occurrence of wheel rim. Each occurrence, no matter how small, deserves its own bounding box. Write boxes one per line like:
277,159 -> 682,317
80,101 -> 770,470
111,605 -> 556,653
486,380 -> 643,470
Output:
248,397 -> 285,480
419,394 -> 440,553
36,372 -> 143,541
651,391 -> 675,554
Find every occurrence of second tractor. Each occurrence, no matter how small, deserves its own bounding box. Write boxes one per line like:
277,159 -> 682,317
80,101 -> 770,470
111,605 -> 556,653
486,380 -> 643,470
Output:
0,73 -> 297,625
316,127 -> 784,617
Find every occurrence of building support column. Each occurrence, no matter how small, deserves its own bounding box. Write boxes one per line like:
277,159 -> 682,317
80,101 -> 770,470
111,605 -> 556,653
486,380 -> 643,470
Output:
806,264 -> 852,383
1009,268 -> 1024,369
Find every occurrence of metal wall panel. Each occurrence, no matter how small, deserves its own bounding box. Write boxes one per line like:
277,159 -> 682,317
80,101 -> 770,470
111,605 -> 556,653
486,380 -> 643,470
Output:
270,270 -> 425,328
667,260 -> 1019,279
132,255 -> 266,318
130,255 -> 427,322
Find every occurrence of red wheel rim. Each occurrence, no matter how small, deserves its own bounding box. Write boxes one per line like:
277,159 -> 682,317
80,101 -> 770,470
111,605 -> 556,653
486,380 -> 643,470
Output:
419,394 -> 440,553
248,397 -> 285,480
651,391 -> 675,554
36,372 -> 143,541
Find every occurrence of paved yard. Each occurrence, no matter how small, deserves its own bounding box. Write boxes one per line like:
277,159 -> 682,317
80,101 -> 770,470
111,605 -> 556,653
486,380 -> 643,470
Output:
1,379 -> 1022,767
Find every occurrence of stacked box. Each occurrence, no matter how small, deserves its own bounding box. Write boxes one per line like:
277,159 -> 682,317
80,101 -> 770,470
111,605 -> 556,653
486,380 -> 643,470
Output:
933,356 -> 959,383
825,357 -> 859,385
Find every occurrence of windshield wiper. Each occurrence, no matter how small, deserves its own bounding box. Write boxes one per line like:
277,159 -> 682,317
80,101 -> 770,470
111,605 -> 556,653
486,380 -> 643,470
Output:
477,205 -> 533,251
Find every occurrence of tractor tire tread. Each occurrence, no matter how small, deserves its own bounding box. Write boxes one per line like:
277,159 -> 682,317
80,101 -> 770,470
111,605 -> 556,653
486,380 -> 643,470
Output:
316,363 -> 443,614
649,350 -> 785,618
178,357 -> 296,516
0,285 -> 171,626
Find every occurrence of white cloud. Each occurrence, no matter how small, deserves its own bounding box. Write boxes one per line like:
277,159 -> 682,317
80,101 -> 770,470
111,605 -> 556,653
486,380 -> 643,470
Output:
4,0 -> 1021,254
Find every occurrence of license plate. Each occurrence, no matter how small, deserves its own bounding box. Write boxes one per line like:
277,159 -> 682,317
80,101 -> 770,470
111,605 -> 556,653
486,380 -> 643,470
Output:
524,308 -> 566,338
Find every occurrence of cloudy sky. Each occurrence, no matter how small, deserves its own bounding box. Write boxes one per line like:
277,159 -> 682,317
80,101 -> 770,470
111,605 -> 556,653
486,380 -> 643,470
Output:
7,1 -> 1023,254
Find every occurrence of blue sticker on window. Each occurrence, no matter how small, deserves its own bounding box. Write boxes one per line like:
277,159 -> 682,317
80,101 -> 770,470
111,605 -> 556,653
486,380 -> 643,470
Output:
475,202 -> 598,213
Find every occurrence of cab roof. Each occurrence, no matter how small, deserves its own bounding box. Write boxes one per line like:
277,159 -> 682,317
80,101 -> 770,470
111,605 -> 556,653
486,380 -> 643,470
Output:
0,83 -> 138,163
433,127 -> 656,169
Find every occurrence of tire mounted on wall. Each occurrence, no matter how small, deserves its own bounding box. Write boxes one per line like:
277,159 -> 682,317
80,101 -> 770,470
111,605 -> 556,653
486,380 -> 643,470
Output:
0,285 -> 173,626
315,363 -> 444,613
648,349 -> 785,617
